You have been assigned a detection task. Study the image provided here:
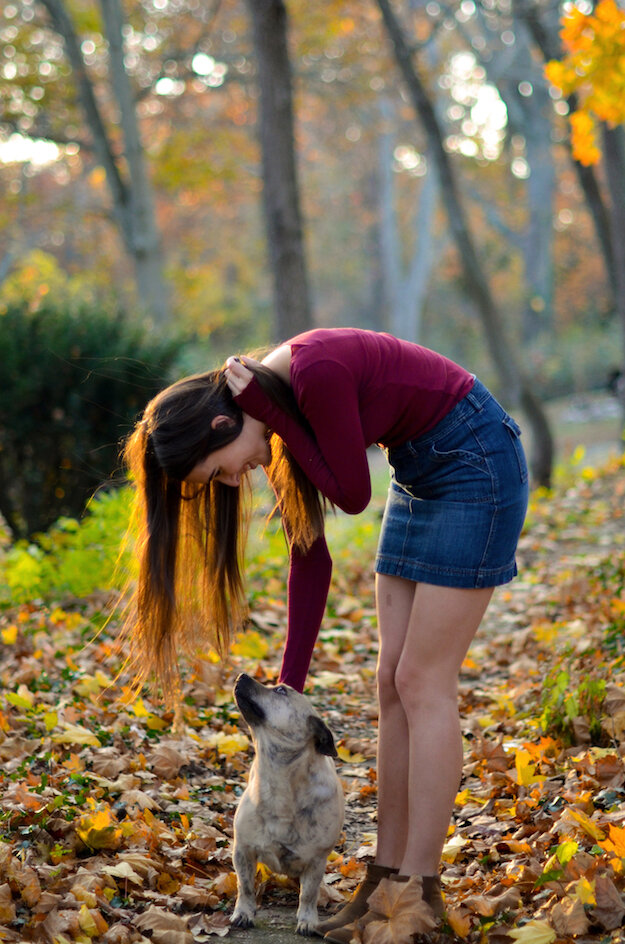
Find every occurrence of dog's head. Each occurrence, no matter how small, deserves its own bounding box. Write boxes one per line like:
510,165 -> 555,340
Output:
233,673 -> 337,758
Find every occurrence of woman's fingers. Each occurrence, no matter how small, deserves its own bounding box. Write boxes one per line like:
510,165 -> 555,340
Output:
225,356 -> 254,395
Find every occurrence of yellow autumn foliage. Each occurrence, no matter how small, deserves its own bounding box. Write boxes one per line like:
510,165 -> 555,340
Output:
545,0 -> 625,164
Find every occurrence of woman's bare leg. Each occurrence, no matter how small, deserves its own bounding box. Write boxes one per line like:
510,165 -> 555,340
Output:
375,575 -> 493,874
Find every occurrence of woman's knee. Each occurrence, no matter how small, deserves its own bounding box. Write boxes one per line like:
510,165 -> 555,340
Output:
394,656 -> 457,715
376,651 -> 401,706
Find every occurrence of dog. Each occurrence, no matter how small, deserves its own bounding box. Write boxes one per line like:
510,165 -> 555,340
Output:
230,673 -> 344,936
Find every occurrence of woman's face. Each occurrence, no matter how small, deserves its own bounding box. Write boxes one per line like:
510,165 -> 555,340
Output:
185,414 -> 271,488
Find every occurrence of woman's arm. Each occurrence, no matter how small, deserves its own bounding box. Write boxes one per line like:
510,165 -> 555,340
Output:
279,534 -> 333,691
227,357 -> 371,514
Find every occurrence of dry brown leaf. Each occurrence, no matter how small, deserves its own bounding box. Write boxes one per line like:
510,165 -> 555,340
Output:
91,748 -> 129,779
174,884 -> 219,908
120,788 -> 160,810
14,864 -> 41,907
550,896 -> 589,937
187,911 -> 231,938
148,744 -> 188,780
0,883 -> 16,924
463,886 -> 521,917
364,877 -> 437,939
101,922 -> 133,944
603,683 -> 625,715
135,905 -> 193,944
591,874 -> 625,930
41,907 -> 80,943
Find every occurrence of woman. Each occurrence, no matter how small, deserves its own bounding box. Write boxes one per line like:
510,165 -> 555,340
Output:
123,327 -> 528,941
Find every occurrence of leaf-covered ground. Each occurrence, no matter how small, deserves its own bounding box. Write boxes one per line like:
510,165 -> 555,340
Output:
0,456 -> 625,944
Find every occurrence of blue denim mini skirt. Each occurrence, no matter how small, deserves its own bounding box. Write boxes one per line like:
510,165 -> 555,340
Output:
375,379 -> 529,588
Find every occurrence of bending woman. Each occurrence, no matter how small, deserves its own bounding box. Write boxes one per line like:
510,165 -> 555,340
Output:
123,327 -> 528,941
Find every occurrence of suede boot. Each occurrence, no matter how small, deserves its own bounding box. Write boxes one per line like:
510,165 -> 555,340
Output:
322,873 -> 444,944
388,873 -> 444,920
316,862 -> 398,938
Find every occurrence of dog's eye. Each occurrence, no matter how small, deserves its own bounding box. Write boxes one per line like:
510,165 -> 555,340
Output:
274,685 -> 288,695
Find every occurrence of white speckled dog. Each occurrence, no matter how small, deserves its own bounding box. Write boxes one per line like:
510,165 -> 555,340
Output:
231,673 -> 344,936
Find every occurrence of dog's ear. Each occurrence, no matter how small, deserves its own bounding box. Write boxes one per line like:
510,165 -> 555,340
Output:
308,715 -> 338,757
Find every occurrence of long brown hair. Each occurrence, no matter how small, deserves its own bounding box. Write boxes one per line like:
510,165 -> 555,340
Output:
121,362 -> 324,700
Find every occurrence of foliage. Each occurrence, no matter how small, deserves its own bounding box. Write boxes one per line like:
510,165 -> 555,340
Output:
0,488 -> 134,605
545,0 -> 625,165
0,289 -> 184,539
0,455 -> 623,940
0,454 -> 625,940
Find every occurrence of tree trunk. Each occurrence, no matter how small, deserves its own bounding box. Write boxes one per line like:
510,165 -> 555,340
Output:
513,0 -> 617,298
98,0 -> 170,324
376,0 -> 554,486
378,99 -> 439,344
38,0 -> 170,324
245,0 -> 312,341
602,125 -> 625,446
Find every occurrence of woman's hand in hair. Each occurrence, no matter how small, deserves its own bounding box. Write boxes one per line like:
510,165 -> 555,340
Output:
225,356 -> 257,396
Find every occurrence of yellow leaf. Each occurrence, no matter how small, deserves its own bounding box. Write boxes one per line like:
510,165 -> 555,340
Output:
599,823 -> 625,859
207,731 -> 250,756
132,698 -> 149,718
43,711 -> 58,732
442,833 -> 468,863
76,809 -> 122,851
337,745 -> 366,763
1,625 -> 18,645
6,685 -> 34,710
51,723 -> 101,747
555,839 -> 579,864
561,807 -> 606,842
78,903 -> 98,937
569,876 -> 596,906
231,630 -> 270,659
515,749 -> 546,786
508,920 -> 556,944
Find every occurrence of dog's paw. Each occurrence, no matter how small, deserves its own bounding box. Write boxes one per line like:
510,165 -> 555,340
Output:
230,911 -> 255,929
296,918 -> 318,937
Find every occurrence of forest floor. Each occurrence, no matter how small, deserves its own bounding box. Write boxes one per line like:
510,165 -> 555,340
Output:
0,439 -> 624,942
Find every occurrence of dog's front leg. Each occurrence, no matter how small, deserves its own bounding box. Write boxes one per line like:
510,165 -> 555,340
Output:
295,859 -> 327,936
231,844 -> 257,929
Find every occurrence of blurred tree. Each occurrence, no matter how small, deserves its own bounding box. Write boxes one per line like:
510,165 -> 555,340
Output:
36,0 -> 169,323
376,0 -> 554,485
525,0 -> 625,440
514,0 -> 617,299
244,0 -> 312,340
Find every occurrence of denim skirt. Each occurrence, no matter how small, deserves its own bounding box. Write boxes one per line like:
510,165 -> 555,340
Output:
374,379 -> 529,588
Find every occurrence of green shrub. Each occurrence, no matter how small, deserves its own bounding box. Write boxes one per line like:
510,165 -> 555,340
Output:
0,487 -> 134,604
0,299 -> 184,538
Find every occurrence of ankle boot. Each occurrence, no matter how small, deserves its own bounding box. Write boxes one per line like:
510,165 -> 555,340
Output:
322,874 -> 444,944
316,862 -> 398,937
390,873 -> 444,920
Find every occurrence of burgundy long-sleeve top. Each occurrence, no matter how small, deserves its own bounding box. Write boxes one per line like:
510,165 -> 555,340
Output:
234,328 -> 474,690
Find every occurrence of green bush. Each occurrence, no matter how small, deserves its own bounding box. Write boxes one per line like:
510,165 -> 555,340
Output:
0,299 -> 184,538
0,487 -> 134,604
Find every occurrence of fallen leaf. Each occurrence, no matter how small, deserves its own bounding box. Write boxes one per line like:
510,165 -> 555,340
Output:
464,886 -> 521,916
591,874 -> 625,930
507,920 -> 556,944
135,905 -> 193,944
550,897 -> 589,937
0,883 -> 15,923
148,744 -> 188,779
50,722 -> 101,747
363,876 -> 437,941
